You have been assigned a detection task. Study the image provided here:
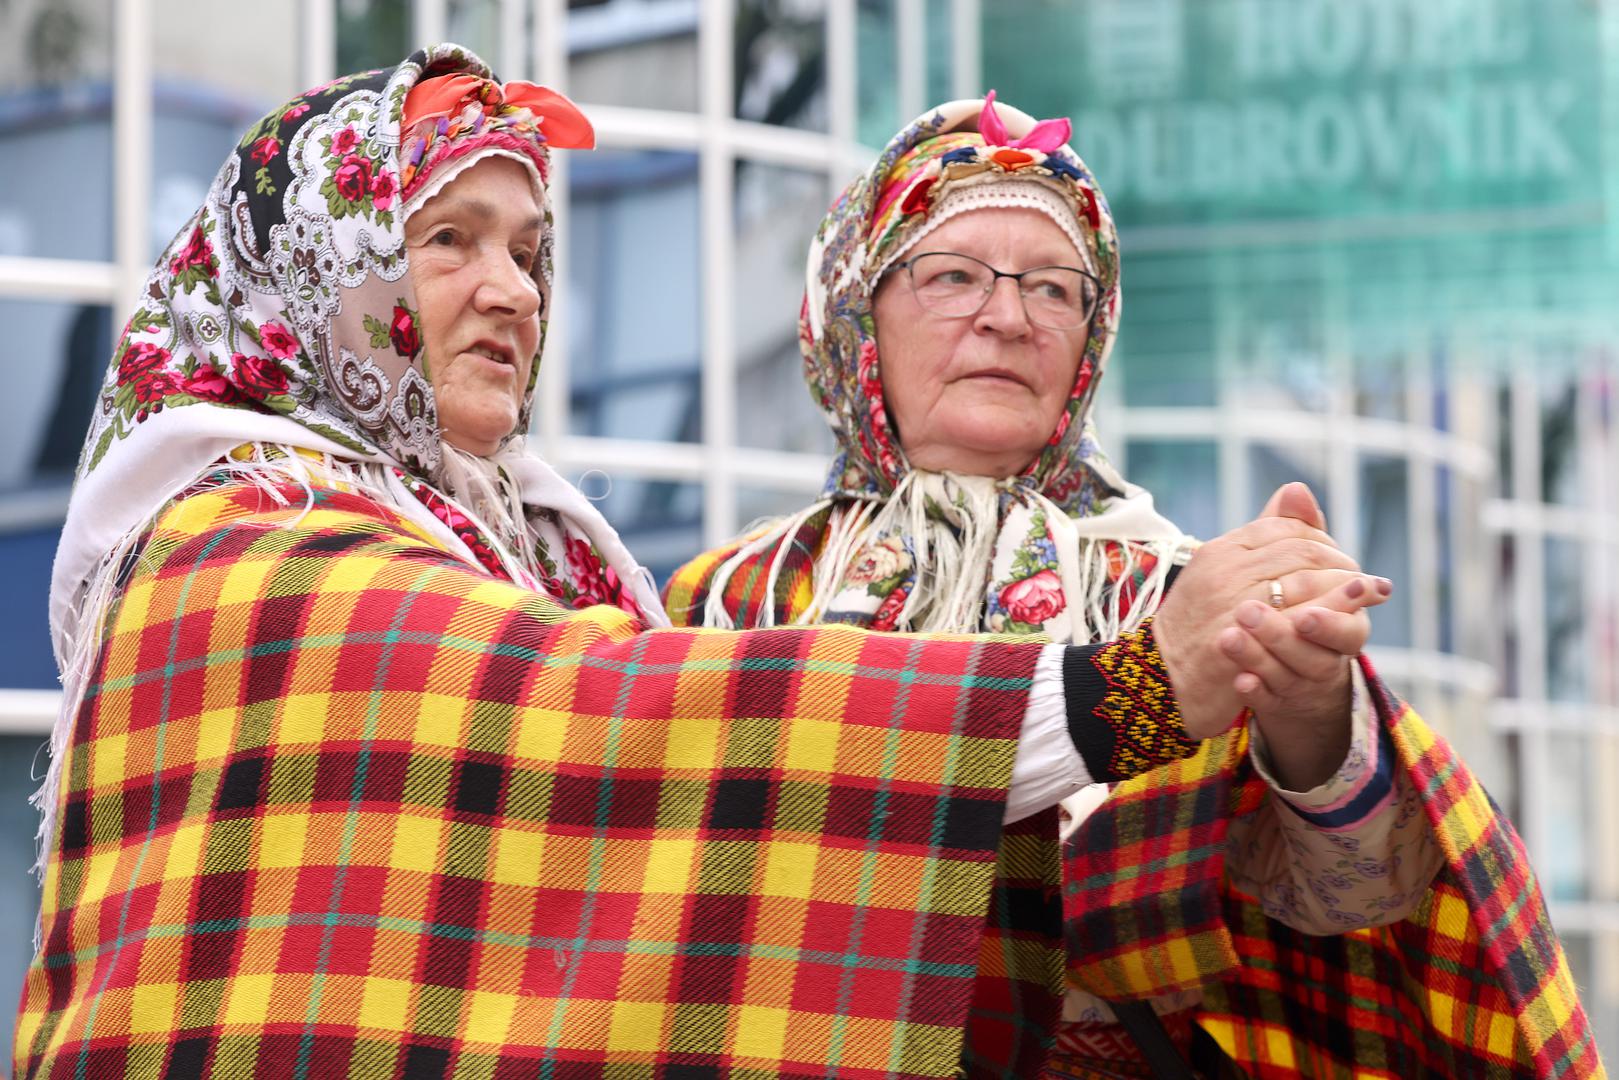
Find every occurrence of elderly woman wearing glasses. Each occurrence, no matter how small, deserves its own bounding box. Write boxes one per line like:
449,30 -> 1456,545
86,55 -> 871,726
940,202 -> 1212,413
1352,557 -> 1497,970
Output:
666,95 -> 1603,1077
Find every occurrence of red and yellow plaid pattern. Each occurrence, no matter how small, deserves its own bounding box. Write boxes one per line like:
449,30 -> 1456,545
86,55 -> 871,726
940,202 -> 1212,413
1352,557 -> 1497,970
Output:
1069,664 -> 1607,1079
17,481 -> 1052,1079
670,537 -> 1609,1078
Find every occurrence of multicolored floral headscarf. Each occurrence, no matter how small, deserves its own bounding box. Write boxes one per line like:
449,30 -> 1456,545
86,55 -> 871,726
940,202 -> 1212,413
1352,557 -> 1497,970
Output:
700,94 -> 1194,642
53,43 -> 665,671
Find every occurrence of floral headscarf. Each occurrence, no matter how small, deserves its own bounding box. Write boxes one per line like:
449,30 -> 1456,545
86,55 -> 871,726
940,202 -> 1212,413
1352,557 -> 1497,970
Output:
701,95 -> 1193,642
53,43 -> 665,669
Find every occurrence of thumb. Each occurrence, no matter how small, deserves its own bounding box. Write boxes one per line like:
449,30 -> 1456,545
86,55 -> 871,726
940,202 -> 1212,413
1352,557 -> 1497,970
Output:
1259,482 -> 1327,531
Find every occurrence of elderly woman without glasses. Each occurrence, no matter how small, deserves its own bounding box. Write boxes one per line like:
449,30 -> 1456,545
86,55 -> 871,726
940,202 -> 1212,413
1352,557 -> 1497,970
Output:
666,95 -> 1606,1077
12,45 -> 1445,1079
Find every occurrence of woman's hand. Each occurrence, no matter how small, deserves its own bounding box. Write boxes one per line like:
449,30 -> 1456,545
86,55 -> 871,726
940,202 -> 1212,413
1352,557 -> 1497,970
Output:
1151,483 -> 1372,741
1219,574 -> 1390,789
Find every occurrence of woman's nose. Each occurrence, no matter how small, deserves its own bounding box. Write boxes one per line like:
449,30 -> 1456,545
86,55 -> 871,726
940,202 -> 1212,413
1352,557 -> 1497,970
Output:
974,275 -> 1032,336
475,252 -> 541,321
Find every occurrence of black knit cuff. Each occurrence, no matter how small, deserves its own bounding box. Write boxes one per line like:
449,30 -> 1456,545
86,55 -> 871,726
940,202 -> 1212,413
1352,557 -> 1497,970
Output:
1063,619 -> 1199,783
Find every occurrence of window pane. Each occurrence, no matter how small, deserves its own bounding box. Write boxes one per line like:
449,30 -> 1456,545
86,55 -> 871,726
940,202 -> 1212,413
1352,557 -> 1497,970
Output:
1123,439 -> 1217,542
446,0 -> 505,67
736,0 -> 827,132
0,298 -> 113,494
1498,533 -> 1520,699
566,149 -> 701,443
0,526 -> 59,689
1247,442 -> 1328,521
924,1 -> 953,107
573,472 -> 701,584
337,0 -> 411,76
737,484 -> 824,529
1541,376 -> 1580,507
1116,254 -> 1218,408
1,734 -> 49,1058
1544,535 -> 1586,703
1544,733 -> 1592,902
734,162 -> 834,457
1359,454 -> 1411,648
855,0 -> 898,147
567,1 -> 698,113
0,0 -> 114,261
1354,350 -> 1406,421
153,2 -> 301,259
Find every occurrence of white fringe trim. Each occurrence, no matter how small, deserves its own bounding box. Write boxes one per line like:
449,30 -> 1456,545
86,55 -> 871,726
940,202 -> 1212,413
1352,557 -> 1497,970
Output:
700,470 -> 1192,645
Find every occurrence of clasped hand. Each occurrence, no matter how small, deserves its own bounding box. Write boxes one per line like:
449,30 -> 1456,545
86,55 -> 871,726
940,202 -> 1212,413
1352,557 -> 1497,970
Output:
1152,482 -> 1390,790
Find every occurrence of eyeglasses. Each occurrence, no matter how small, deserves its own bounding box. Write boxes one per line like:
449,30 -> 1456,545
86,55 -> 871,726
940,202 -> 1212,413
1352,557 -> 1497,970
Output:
893,251 -> 1101,331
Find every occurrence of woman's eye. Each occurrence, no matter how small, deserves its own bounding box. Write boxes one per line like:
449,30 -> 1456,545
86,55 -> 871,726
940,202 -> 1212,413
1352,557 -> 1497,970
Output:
429,228 -> 456,246
513,249 -> 535,271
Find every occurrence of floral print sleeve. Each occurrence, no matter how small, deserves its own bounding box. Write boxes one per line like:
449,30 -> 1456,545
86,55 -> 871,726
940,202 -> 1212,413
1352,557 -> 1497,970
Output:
1226,663 -> 1445,932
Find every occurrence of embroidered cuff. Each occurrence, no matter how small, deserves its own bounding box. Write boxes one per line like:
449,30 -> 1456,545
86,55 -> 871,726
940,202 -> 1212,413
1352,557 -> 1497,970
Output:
1249,663 -> 1397,830
1062,619 -> 1199,783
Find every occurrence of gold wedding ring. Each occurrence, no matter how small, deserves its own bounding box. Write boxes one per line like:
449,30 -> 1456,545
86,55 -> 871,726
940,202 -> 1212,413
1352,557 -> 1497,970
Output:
1267,578 -> 1285,610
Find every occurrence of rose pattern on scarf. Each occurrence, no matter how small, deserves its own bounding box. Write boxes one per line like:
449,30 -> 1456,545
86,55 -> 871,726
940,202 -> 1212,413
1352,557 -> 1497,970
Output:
258,321 -> 300,360
389,304 -> 419,358
844,535 -> 910,593
986,509 -> 1066,634
232,354 -> 292,401
998,569 -> 1065,626
251,137 -> 281,166
182,363 -> 243,405
168,224 -> 219,295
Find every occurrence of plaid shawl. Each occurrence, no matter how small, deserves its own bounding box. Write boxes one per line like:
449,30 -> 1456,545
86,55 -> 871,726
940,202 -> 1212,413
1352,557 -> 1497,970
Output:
668,540 -> 1609,1079
16,479 -> 1057,1079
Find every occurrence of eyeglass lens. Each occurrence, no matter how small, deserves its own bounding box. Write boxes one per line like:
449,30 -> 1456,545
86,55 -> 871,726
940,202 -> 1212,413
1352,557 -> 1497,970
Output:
906,252 -> 1097,329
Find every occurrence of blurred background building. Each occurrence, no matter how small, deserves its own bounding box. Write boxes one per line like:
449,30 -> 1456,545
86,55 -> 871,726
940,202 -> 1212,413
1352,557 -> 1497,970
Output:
0,0 -> 1614,1054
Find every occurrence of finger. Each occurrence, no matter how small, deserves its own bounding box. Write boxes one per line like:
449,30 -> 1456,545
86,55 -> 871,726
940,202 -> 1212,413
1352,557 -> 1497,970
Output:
1223,516 -> 1342,552
1217,621 -> 1304,691
1290,606 -> 1371,656
1259,482 -> 1327,531
1272,571 -> 1392,612
1234,600 -> 1345,681
1251,537 -> 1362,577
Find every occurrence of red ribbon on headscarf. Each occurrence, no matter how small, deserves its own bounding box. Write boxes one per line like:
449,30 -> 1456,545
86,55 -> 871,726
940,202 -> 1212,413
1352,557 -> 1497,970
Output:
402,73 -> 595,149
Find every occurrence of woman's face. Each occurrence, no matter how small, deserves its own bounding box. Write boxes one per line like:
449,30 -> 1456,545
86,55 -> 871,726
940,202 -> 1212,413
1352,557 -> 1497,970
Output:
871,207 -> 1091,478
406,155 -> 546,457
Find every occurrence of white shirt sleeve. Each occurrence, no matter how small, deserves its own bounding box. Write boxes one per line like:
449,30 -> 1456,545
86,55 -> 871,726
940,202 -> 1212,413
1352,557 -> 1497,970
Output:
1005,642 -> 1098,823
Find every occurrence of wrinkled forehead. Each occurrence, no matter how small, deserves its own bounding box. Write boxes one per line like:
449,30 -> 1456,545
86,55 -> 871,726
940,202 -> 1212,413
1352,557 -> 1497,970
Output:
402,148 -> 546,225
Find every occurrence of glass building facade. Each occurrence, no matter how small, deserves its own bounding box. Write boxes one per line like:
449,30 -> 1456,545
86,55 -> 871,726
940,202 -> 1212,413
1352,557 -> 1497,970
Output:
0,0 -> 1613,1056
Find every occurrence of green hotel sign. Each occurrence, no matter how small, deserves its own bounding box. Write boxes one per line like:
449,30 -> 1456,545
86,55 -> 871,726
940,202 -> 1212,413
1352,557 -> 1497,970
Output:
996,0 -> 1602,223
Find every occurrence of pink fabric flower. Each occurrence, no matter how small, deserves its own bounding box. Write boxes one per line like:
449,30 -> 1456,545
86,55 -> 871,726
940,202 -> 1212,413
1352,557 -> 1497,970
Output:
999,569 -> 1066,626
259,321 -> 300,360
282,102 -> 310,123
977,90 -> 1072,152
330,127 -> 360,157
251,136 -> 280,165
